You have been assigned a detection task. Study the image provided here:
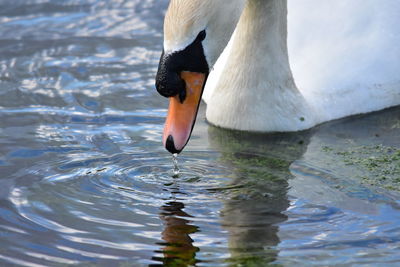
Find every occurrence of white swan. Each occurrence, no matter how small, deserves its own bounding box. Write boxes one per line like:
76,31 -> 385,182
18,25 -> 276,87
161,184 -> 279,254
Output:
156,0 -> 400,153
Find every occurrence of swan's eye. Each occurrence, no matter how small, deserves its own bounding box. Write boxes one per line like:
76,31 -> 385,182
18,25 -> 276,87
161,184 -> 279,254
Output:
196,30 -> 206,42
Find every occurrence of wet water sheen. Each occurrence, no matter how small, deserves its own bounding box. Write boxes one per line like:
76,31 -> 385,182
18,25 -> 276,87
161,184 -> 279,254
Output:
1,1 -> 400,266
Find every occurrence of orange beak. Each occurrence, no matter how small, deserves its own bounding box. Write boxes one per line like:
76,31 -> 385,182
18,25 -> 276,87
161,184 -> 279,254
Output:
162,71 -> 206,154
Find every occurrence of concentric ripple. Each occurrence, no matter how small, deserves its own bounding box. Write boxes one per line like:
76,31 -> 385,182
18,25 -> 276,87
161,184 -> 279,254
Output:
6,149 -> 238,266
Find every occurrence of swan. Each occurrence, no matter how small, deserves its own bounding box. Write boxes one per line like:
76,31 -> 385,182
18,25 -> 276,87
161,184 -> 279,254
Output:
156,0 -> 400,153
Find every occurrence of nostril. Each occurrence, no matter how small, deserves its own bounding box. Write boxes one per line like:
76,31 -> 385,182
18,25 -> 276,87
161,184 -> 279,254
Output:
165,135 -> 181,154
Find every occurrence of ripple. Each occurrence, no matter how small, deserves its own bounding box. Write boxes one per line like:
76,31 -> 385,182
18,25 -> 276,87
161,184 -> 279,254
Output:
6,149 -> 236,265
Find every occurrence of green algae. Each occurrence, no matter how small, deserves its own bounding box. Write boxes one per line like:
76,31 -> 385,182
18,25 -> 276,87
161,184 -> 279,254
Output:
322,144 -> 400,191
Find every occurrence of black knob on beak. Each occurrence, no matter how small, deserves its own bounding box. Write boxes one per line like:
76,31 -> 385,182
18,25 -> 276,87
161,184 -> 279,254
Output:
155,51 -> 187,102
156,69 -> 186,103
155,30 -> 209,104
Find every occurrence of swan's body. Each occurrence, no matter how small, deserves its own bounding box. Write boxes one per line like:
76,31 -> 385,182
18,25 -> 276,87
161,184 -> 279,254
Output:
204,0 -> 400,131
156,0 -> 400,153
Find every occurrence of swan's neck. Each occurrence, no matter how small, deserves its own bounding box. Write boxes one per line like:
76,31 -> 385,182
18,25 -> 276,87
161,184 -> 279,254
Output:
238,0 -> 290,81
206,0 -> 316,131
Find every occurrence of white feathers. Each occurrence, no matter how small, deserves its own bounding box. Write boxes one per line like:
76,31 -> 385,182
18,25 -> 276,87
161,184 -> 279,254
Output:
203,0 -> 400,131
164,0 -> 245,64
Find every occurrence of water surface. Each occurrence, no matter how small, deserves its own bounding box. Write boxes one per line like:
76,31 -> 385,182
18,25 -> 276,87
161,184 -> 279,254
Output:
1,1 -> 400,266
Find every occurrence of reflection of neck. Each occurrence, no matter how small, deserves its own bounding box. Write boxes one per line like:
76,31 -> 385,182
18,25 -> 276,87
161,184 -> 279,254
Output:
207,117 -> 313,264
206,0 -> 316,132
159,201 -> 198,265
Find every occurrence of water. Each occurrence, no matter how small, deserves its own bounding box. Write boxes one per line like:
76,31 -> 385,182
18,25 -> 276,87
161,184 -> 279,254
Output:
1,1 -> 400,266
172,153 -> 179,177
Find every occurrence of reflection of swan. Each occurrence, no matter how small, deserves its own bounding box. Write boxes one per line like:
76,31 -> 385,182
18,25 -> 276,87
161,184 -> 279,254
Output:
156,0 -> 400,153
205,105 -> 400,264
207,126 -> 311,264
155,201 -> 199,266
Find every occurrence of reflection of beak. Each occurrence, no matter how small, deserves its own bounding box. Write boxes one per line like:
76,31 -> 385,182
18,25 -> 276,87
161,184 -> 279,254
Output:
162,71 -> 206,154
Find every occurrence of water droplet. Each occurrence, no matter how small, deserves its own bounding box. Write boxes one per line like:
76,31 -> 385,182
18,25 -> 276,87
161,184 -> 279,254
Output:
172,153 -> 180,177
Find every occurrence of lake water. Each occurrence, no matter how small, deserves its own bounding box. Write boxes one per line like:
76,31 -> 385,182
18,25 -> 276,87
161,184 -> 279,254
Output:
1,1 -> 400,266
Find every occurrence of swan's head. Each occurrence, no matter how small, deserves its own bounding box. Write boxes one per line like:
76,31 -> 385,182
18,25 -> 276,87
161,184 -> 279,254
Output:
156,0 -> 245,153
